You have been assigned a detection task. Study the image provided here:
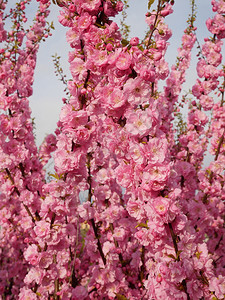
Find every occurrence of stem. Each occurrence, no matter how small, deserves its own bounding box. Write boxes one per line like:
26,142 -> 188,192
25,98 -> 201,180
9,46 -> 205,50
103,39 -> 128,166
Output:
23,203 -> 36,223
168,223 -> 190,300
50,212 -> 56,229
53,254 -> 60,300
69,217 -> 80,288
168,222 -> 179,259
109,223 -> 124,266
140,246 -> 146,287
220,75 -> 225,107
5,168 -> 36,223
87,153 -> 106,265
202,128 -> 225,203
146,0 -> 162,48
215,129 -> 225,161
90,218 -> 106,265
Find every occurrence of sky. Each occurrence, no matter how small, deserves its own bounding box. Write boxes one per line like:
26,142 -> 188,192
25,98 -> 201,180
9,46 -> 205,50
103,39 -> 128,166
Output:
21,0 -> 215,146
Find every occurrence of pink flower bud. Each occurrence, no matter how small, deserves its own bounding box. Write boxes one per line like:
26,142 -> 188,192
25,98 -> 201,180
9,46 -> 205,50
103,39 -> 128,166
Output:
116,1 -> 123,12
106,43 -> 113,51
161,9 -> 170,17
130,37 -> 139,46
69,4 -> 76,12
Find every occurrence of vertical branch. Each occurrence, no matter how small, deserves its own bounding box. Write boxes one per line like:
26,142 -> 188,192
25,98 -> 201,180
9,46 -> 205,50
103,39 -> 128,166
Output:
140,246 -> 146,287
168,222 -> 179,259
5,168 -> 36,223
120,0 -> 130,40
87,153 -> 106,266
146,0 -> 162,48
90,219 -> 106,265
69,216 -> 80,288
215,129 -> 225,161
109,223 -> 124,266
202,128 -> 225,204
53,254 -> 60,300
220,73 -> 225,107
168,223 -> 190,300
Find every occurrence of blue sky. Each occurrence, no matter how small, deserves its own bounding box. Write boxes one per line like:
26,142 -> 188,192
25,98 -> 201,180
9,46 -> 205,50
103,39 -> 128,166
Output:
28,0 -> 214,146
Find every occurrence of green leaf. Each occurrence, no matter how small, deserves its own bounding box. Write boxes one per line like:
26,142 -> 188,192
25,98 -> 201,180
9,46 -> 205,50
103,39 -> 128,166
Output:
121,39 -> 129,47
176,250 -> 182,259
116,294 -> 129,300
195,251 -> 202,259
50,22 -> 55,30
49,173 -> 59,180
148,0 -> 155,10
135,221 -> 149,229
167,254 -> 176,260
36,292 -> 41,297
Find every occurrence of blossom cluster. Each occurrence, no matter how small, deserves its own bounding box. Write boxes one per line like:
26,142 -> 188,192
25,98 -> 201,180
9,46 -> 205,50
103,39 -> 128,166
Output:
0,0 -> 225,299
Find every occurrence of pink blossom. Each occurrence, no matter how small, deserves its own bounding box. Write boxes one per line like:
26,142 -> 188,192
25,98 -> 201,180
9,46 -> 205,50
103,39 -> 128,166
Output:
78,12 -> 92,31
34,220 -> 50,238
92,49 -> 108,67
66,28 -> 80,47
70,57 -> 87,81
103,0 -> 117,17
24,244 -> 39,266
209,275 -> 225,299
186,279 -> 204,299
116,51 -> 132,70
160,4 -> 173,17
127,143 -> 145,164
199,95 -> 214,110
18,287 -> 38,300
108,88 -> 126,109
130,37 -> 139,46
39,253 -> 52,269
24,267 -> 44,285
206,14 -> 225,38
144,137 -> 168,164
126,196 -> 145,220
77,202 -> 94,220
153,197 -> 170,216
124,77 -> 151,106
81,0 -> 101,12
102,241 -> 115,255
125,109 -> 152,137
115,162 -> 134,188
113,227 -> 126,241
142,163 -> 171,191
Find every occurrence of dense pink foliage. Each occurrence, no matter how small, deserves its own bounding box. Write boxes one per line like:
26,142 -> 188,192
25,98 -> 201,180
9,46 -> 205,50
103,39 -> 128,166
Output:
0,0 -> 225,299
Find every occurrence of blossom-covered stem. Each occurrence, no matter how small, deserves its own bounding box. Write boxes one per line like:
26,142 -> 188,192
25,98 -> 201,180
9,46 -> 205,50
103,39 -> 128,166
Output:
202,127 -> 225,204
221,74 -> 225,106
5,168 -> 17,188
90,218 -> 107,266
87,152 -> 106,266
50,212 -> 56,229
1,0 -> 225,298
69,217 -> 80,288
23,204 -> 36,223
168,222 -> 179,260
109,222 -> 124,265
87,152 -> 93,203
168,223 -> 190,300
189,0 -> 196,27
146,0 -> 163,48
5,168 -> 36,222
53,254 -> 60,300
139,245 -> 146,288
215,128 -> 225,161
